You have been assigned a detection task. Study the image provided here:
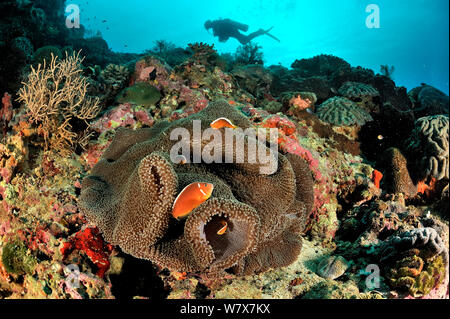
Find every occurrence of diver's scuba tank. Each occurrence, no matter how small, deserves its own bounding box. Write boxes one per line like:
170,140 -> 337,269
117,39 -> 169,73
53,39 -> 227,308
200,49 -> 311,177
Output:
228,19 -> 249,32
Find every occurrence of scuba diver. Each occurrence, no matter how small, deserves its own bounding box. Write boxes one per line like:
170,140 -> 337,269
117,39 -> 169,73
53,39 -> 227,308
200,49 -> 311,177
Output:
204,19 -> 280,44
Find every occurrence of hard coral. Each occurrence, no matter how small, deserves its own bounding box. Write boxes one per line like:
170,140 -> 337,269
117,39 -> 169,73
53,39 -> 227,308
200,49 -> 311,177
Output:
405,115 -> 449,182
409,84 -> 449,118
100,64 -> 129,89
188,42 -> 218,66
79,100 -> 314,275
316,97 -> 373,126
381,228 -> 449,297
291,54 -> 351,78
338,81 -> 380,113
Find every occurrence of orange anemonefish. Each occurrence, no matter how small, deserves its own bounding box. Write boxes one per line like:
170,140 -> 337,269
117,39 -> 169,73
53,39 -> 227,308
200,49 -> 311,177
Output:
172,182 -> 214,219
210,117 -> 237,130
217,220 -> 228,235
172,154 -> 187,164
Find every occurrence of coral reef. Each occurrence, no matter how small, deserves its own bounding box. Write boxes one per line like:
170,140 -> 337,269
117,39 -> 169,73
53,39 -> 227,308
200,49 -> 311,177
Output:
0,15 -> 448,299
316,97 -> 373,126
232,65 -> 272,99
291,54 -> 351,78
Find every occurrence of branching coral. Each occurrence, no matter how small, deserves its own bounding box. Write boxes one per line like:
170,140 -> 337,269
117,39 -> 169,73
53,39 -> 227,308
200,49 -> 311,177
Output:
234,42 -> 264,66
188,42 -> 218,66
79,100 -> 314,275
17,51 -> 100,153
380,65 -> 395,79
405,115 -> 449,182
316,96 -> 373,126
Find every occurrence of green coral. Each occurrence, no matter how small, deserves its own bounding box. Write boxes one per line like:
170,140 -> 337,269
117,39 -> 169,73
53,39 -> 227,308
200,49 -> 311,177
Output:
1,240 -> 37,275
116,82 -> 161,108
263,100 -> 282,113
32,45 -> 62,66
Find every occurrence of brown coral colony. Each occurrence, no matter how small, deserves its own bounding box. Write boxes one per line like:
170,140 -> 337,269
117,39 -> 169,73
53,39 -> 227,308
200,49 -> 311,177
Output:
79,100 -> 314,275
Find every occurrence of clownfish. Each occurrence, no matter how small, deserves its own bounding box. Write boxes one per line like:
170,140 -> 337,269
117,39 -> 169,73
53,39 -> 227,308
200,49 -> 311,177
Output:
217,220 -> 228,235
172,154 -> 187,164
172,182 -> 214,219
210,117 -> 237,130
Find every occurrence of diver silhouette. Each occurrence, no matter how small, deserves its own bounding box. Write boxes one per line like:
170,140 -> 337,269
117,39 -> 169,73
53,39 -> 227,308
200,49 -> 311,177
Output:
204,19 -> 280,44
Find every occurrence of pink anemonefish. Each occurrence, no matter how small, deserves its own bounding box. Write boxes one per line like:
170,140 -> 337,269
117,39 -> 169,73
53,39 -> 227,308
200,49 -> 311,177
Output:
217,220 -> 228,235
210,117 -> 237,130
172,182 -> 214,219
172,154 -> 187,164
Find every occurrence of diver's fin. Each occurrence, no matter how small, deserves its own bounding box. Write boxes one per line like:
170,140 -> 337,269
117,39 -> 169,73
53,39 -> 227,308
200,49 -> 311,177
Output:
265,30 -> 280,42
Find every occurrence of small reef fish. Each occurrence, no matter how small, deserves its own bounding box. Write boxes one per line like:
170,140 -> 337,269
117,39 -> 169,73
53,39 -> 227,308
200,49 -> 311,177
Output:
377,135 -> 384,140
217,220 -> 228,235
210,117 -> 236,130
172,154 -> 187,164
172,182 -> 214,219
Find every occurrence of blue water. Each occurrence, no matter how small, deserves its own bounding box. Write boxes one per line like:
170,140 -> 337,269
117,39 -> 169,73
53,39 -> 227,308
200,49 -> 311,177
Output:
68,0 -> 449,94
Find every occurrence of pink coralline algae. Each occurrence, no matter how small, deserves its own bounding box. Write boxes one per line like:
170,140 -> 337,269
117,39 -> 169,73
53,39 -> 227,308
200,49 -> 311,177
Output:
131,56 -> 171,88
91,103 -> 155,134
